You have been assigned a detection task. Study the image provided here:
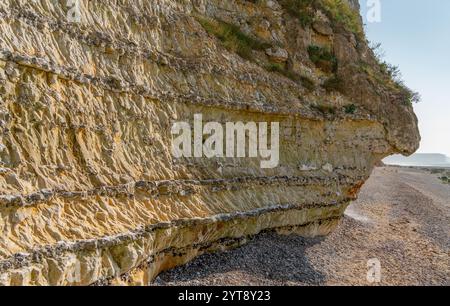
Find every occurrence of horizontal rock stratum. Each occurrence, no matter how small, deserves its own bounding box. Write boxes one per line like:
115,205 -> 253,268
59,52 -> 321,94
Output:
0,0 -> 419,285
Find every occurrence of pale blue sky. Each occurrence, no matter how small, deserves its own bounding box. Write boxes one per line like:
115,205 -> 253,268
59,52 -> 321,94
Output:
359,0 -> 450,156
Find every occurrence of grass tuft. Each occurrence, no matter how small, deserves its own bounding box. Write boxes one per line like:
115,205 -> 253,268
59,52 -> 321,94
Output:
369,42 -> 421,105
308,45 -> 338,73
344,104 -> 357,114
279,0 -> 363,37
323,76 -> 344,93
439,176 -> 449,184
197,17 -> 271,60
279,0 -> 315,27
266,63 -> 316,91
320,0 -> 363,37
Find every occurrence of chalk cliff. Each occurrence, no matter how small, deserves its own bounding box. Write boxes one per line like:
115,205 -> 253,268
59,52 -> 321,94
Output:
0,0 -> 419,285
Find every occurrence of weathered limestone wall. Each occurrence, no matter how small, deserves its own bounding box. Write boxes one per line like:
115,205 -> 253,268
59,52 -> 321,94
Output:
0,0 -> 419,285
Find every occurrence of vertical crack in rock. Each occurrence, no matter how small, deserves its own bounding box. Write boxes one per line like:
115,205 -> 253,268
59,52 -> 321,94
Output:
0,0 -> 419,285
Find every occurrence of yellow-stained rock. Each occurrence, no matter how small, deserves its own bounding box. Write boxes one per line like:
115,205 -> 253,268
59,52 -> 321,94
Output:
0,0 -> 419,285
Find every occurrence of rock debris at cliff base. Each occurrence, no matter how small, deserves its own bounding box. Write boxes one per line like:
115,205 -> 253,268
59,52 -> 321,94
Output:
154,167 -> 449,286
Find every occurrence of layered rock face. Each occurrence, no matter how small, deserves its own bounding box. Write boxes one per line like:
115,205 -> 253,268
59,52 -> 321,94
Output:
0,0 -> 419,285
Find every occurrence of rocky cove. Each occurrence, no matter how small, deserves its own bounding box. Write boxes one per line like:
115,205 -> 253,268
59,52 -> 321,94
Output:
0,0 -> 420,285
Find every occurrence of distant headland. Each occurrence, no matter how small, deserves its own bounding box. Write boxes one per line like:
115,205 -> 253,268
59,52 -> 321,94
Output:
384,153 -> 450,167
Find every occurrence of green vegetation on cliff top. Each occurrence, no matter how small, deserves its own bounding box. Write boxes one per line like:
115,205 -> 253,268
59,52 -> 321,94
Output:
280,0 -> 363,37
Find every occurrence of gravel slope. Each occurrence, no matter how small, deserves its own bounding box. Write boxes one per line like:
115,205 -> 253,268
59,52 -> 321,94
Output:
153,167 -> 450,286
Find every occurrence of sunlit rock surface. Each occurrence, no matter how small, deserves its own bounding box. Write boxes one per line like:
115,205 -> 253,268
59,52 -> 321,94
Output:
0,0 -> 419,285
